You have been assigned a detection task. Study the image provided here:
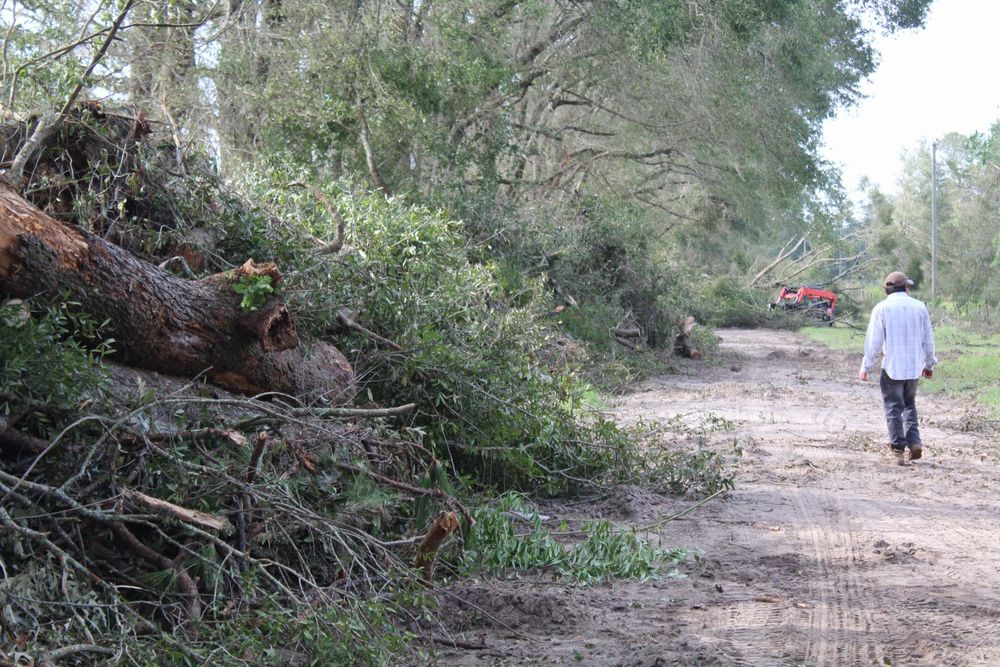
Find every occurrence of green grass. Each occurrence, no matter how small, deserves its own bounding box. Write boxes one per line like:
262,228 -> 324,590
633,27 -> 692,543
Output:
799,325 -> 865,351
801,324 -> 1000,417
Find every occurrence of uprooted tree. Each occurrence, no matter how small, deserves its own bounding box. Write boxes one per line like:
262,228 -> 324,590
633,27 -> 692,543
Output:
0,178 -> 354,400
1,104 -> 357,401
0,109 -> 474,664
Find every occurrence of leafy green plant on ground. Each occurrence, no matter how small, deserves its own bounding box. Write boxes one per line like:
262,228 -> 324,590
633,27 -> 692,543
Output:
124,595 -> 413,666
625,416 -> 741,498
458,495 -> 688,584
642,445 -> 739,498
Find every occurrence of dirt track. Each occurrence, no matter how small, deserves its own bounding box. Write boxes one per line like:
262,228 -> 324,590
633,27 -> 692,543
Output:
432,328 -> 1000,666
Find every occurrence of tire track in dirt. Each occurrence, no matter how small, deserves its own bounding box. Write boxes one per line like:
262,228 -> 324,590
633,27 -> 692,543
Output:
615,328 -> 1000,666
791,489 -> 881,666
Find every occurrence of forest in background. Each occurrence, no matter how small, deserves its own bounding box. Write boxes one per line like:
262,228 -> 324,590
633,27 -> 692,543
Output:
2,0 -> 999,664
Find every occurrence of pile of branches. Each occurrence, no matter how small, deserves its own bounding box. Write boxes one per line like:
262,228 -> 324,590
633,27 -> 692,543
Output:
0,106 -> 468,663
1,369 -> 466,663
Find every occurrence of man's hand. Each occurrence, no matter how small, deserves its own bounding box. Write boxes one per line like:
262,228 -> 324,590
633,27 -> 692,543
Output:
922,368 -> 933,379
858,370 -> 868,381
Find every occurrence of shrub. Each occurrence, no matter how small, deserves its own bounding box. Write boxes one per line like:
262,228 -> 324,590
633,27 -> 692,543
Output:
545,198 -> 691,350
219,172 -> 637,493
0,298 -> 112,438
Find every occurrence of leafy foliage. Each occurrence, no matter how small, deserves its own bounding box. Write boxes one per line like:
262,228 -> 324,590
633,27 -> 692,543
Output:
627,416 -> 741,499
125,596 -> 412,666
222,173 -> 638,493
546,198 -> 691,349
0,298 -> 112,437
691,278 -> 774,328
861,122 -> 1000,321
460,495 -> 688,584
232,275 -> 276,312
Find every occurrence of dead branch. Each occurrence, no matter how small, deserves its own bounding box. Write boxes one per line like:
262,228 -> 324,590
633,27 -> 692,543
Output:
158,255 -> 196,278
38,644 -> 116,663
424,634 -> 488,650
332,459 -> 472,525
246,431 -> 268,483
613,335 -> 642,351
0,427 -> 48,456
611,325 -> 642,338
119,428 -> 249,448
287,182 -> 347,255
336,308 -> 403,351
770,243 -> 835,285
110,521 -> 202,620
749,233 -> 809,287
294,403 -> 417,419
122,488 -> 234,535
0,503 -> 105,586
817,256 -> 875,286
354,87 -> 389,195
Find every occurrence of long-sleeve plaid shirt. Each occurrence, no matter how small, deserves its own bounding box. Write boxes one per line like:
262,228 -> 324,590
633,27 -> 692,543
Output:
861,292 -> 937,380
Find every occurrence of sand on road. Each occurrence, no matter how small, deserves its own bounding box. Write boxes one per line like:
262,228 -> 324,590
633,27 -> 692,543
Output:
433,328 -> 1000,666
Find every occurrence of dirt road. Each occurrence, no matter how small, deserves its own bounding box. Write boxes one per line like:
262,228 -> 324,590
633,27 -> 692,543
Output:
433,328 -> 1000,666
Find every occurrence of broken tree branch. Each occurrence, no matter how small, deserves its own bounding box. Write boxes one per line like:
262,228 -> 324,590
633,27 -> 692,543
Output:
287,182 -> 347,255
749,233 -> 809,287
336,308 -> 402,351
0,180 -> 355,400
110,521 -> 202,620
122,488 -> 234,535
294,403 -> 417,419
414,511 -> 459,580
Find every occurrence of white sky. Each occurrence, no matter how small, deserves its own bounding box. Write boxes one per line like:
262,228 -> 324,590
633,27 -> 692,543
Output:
820,0 -> 1000,200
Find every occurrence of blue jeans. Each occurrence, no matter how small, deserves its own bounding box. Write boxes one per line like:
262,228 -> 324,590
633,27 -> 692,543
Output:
879,370 -> 921,451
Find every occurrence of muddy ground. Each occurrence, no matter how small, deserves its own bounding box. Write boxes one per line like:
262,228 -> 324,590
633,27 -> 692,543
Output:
430,328 -> 1000,666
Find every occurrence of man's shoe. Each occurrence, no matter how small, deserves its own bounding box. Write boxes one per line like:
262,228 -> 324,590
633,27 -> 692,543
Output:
909,444 -> 923,461
892,449 -> 909,466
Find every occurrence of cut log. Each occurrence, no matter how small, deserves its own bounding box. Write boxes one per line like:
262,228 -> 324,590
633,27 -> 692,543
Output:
0,178 -> 354,401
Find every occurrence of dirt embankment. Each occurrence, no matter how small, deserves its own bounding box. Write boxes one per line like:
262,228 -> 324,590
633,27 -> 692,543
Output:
431,328 -> 1000,666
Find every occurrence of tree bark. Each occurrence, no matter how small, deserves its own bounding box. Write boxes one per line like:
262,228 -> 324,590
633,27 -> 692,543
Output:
0,179 -> 354,401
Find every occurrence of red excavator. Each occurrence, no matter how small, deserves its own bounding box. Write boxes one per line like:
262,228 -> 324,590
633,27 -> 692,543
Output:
769,285 -> 837,323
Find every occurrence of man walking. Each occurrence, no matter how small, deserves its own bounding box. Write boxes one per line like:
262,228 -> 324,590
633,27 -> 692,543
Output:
859,271 -> 937,465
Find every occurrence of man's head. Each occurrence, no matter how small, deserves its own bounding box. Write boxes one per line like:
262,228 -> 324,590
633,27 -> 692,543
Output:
884,271 -> 913,294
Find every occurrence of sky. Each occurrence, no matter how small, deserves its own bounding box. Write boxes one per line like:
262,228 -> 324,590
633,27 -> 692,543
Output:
820,0 -> 1000,201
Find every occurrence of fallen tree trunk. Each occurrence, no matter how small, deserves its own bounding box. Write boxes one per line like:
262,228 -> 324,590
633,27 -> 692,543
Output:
0,178 -> 354,401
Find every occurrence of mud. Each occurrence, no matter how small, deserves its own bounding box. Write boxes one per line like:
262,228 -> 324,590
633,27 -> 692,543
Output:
428,328 -> 1000,666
